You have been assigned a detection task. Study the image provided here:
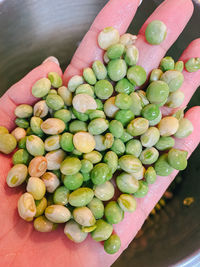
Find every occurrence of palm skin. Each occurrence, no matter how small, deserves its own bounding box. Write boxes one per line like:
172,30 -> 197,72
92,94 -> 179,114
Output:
0,0 -> 200,266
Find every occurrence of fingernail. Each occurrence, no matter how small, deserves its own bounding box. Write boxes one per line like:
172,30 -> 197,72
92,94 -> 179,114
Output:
139,0 -> 143,6
42,56 -> 60,66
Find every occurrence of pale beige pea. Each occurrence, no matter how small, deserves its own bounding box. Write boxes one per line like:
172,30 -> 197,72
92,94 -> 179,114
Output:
26,177 -> 46,200
11,127 -> 26,141
158,116 -> 179,136
7,164 -> 28,187
45,205 -> 71,223
28,156 -> 47,177
44,135 -> 61,151
18,192 -> 36,221
41,118 -> 65,135
73,207 -> 96,227
45,149 -> 66,170
104,96 -> 119,118
64,220 -> 88,243
42,172 -> 60,193
33,100 -> 49,118
72,94 -> 97,113
34,215 -> 57,232
73,132 -> 96,153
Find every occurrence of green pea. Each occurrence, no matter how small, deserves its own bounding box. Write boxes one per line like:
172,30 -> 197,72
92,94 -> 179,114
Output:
83,67 -> 97,85
48,72 -> 62,88
127,118 -> 149,136
95,99 -> 104,110
139,147 -> 159,165
129,92 -> 143,116
107,43 -> 125,59
145,20 -> 167,45
104,151 -> 118,174
94,181 -> 114,201
83,151 -> 102,164
146,81 -> 169,105
49,89 -> 57,94
46,94 -> 64,111
175,61 -> 184,72
185,57 -> 200,72
160,70 -> 184,92
53,186 -> 69,205
92,60 -> 107,80
75,84 -> 94,97
149,69 -> 163,82
119,155 -> 142,174
18,136 -> 27,149
91,219 -> 113,242
125,139 -> 142,157
82,172 -> 91,182
142,104 -> 160,121
155,136 -> 175,151
144,166 -> 157,184
115,78 -> 135,95
120,131 -> 133,143
149,109 -> 162,126
125,45 -> 139,66
15,104 -> 33,118
12,149 -> 31,165
168,148 -> 188,170
140,127 -> 160,147
107,59 -> 127,82
81,159 -> 93,173
154,154 -> 174,176
160,56 -> 175,72
105,201 -> 124,224
108,120 -> 124,138
116,172 -> 139,194
30,117 -> 44,136
117,194 -> 137,212
64,220 -> 88,243
115,109 -> 135,127
68,187 -> 94,207
60,132 -> 74,152
69,120 -> 87,133
134,181 -> 148,198
72,108 -> 89,122
127,65 -> 146,86
104,234 -> 121,254
87,110 -> 105,121
0,133 -> 17,154
87,197 -> 104,219
32,78 -> 51,98
174,118 -> 193,138
68,75 -> 84,92
88,118 -> 109,135
63,172 -> 83,190
115,93 -> 132,110
58,86 -> 72,106
91,163 -> 112,185
26,135 -> 44,156
54,109 -> 72,123
94,80 -> 113,100
111,138 -> 125,155
15,118 -> 29,129
60,157 -> 81,175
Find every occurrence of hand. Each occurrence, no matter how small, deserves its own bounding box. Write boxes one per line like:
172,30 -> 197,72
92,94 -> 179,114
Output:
0,0 -> 200,266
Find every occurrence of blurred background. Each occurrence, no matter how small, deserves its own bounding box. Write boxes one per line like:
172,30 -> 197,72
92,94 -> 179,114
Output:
0,0 -> 200,266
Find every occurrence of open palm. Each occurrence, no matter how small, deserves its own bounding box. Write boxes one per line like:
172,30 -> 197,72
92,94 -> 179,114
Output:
1,0 -> 200,266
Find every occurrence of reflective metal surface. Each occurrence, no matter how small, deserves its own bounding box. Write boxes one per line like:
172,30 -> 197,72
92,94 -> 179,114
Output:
0,0 -> 200,266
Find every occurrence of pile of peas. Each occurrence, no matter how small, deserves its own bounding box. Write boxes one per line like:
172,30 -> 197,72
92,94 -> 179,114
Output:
0,20 -> 199,255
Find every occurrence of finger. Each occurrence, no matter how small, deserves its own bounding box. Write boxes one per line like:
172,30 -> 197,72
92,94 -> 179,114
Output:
0,61 -> 62,131
103,106 -> 200,266
63,0 -> 140,83
161,38 -> 200,116
136,0 -> 194,75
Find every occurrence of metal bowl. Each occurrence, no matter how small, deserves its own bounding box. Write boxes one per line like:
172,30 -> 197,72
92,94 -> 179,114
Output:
0,0 -> 199,266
